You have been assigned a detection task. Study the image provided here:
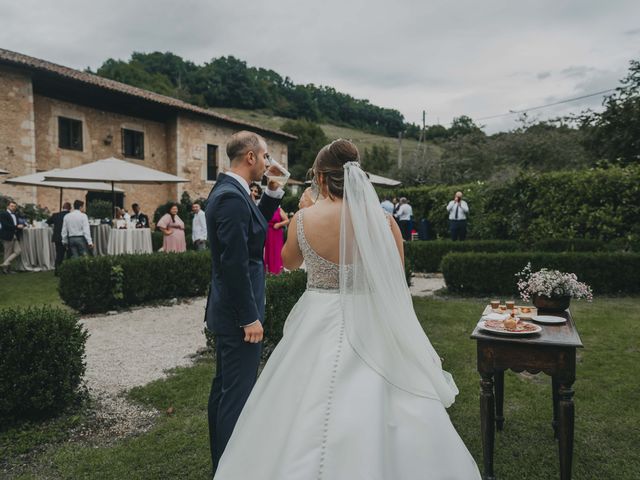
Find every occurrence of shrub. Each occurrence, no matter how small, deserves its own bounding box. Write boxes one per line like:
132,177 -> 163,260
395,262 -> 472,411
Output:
87,199 -> 113,220
0,307 -> 87,424
441,251 -> 640,296
531,238 -> 607,252
58,252 -> 211,313
263,270 -> 308,348
404,240 -> 522,273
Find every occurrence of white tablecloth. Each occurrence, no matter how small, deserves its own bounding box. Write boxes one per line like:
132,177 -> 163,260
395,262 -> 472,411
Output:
90,224 -> 112,256
16,227 -> 55,271
107,228 -> 153,255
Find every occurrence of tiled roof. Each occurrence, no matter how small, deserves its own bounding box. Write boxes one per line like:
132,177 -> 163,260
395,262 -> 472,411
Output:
0,48 -> 296,140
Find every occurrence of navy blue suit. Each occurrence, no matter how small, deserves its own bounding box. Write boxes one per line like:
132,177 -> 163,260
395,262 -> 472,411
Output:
204,173 -> 281,471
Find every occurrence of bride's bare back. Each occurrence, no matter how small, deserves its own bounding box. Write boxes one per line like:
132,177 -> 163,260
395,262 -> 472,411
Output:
282,197 -> 404,271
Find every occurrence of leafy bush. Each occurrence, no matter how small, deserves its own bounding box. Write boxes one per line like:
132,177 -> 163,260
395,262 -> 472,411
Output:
531,238 -> 607,252
87,199 -> 113,220
441,251 -> 640,296
58,252 -> 211,313
0,307 -> 87,424
404,240 -> 522,273
263,270 -> 308,348
385,166 -> 640,243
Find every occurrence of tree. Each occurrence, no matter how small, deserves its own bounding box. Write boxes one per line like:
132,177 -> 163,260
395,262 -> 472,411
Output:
279,119 -> 329,180
362,144 -> 392,174
578,59 -> 640,166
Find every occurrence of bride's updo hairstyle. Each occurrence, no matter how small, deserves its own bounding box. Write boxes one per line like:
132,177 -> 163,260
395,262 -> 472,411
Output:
313,139 -> 360,199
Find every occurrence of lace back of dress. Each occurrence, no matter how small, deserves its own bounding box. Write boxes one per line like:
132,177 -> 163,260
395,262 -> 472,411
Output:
297,210 -> 340,291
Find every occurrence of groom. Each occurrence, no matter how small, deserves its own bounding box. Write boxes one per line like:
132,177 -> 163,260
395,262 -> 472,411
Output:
205,131 -> 284,471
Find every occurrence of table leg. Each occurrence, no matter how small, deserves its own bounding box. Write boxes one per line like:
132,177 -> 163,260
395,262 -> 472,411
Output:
480,372 -> 496,480
494,370 -> 504,431
552,376 -> 559,440
558,382 -> 575,480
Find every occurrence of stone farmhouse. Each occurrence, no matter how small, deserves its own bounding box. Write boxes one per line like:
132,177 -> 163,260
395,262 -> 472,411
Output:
0,48 -> 294,213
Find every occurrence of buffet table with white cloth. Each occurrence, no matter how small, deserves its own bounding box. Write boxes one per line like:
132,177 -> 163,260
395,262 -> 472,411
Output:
16,227 -> 55,272
107,228 -> 153,255
90,224 -> 112,256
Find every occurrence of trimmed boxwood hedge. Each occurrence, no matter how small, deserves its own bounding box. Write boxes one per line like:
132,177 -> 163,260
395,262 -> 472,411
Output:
441,251 -> 640,296
264,270 -> 308,347
58,252 -> 211,313
531,238 -> 607,252
0,307 -> 87,423
404,240 -> 522,273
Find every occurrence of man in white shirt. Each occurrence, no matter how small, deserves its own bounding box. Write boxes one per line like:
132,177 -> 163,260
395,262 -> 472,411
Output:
62,200 -> 94,257
380,197 -> 394,215
191,202 -> 207,251
394,197 -> 413,241
446,191 -> 469,241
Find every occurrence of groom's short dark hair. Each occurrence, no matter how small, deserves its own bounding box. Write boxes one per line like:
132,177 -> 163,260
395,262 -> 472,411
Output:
227,131 -> 264,164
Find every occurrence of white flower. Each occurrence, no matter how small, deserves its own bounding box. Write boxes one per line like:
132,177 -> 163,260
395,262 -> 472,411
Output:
515,262 -> 593,302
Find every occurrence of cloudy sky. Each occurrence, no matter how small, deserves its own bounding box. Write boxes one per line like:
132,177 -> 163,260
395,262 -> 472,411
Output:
1,0 -> 639,133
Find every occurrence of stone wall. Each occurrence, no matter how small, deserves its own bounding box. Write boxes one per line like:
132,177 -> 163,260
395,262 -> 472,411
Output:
176,113 -> 289,202
32,95 -> 174,213
0,66 -> 36,205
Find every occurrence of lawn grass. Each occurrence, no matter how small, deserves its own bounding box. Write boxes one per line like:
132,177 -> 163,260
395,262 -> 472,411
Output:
3,296 -> 639,479
0,271 -> 65,309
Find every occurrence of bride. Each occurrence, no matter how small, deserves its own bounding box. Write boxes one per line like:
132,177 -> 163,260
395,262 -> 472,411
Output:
213,140 -> 480,479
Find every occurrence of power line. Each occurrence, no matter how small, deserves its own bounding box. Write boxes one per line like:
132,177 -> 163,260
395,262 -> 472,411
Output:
472,87 -> 617,123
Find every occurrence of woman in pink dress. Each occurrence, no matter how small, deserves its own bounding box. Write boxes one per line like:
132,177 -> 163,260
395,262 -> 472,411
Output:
156,203 -> 187,253
264,207 -> 289,274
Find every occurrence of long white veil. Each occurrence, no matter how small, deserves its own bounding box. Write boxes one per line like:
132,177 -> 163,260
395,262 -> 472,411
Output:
339,161 -> 459,406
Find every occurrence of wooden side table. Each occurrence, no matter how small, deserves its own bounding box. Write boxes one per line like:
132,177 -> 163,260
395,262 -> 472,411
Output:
471,309 -> 583,480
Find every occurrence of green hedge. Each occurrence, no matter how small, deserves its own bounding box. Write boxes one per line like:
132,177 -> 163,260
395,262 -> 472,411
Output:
0,307 -> 87,423
442,251 -> 640,296
58,252 -> 211,313
385,165 -> 640,243
531,238 -> 607,252
263,270 -> 308,347
404,240 -> 522,272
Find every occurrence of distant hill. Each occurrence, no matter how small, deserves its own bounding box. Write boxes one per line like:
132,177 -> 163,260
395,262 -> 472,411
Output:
94,52 -> 407,137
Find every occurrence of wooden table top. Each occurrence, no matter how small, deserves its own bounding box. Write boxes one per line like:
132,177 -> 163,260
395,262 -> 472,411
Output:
471,308 -> 583,348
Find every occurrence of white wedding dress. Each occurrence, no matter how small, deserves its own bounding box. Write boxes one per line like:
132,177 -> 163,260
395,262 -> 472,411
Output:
214,164 -> 480,480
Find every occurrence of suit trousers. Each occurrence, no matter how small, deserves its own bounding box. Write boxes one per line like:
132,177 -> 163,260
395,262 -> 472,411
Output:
449,219 -> 467,241
399,220 -> 412,241
209,331 -> 262,472
2,238 -> 21,267
54,241 -> 68,271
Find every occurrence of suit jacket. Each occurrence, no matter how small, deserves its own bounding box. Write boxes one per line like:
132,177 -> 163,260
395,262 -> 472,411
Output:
46,210 -> 70,243
131,212 -> 149,227
0,210 -> 22,242
204,173 -> 281,334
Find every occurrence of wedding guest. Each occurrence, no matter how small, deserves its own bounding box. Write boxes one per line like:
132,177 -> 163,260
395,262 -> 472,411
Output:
0,200 -> 24,274
114,207 -> 127,229
123,209 -> 131,222
298,187 -> 316,210
394,197 -> 413,241
249,182 -> 262,205
157,203 -> 186,252
446,191 -> 469,241
46,202 -> 71,275
62,200 -> 93,258
131,203 -> 149,228
264,207 -> 289,274
192,202 -> 207,251
380,196 -> 394,214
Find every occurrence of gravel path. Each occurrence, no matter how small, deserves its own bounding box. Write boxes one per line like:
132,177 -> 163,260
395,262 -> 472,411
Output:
81,298 -> 208,396
79,275 -> 444,397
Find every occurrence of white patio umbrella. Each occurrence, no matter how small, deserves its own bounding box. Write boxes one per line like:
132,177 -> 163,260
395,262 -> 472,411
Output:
367,172 -> 402,187
0,168 -> 9,175
5,168 -> 124,209
44,157 -> 188,214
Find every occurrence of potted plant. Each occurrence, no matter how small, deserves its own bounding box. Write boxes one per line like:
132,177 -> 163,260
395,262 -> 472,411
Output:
516,263 -> 593,312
